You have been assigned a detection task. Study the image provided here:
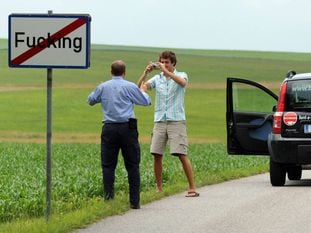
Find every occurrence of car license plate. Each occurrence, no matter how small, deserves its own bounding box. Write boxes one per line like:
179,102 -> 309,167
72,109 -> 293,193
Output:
304,124 -> 311,134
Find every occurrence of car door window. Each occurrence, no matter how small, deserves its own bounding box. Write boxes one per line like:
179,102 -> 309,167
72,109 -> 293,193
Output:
233,82 -> 277,113
227,78 -> 278,155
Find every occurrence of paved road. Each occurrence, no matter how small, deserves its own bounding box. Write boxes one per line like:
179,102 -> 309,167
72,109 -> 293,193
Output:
74,171 -> 311,233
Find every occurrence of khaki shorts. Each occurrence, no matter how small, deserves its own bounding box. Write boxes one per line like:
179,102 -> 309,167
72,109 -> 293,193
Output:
150,121 -> 188,156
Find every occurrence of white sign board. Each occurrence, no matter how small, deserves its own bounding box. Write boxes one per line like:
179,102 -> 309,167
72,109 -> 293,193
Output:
9,14 -> 91,68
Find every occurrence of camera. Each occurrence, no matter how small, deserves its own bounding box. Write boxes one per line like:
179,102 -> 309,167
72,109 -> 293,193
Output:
151,62 -> 158,68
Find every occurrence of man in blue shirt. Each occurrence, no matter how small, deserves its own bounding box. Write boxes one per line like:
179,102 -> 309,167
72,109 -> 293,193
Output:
88,60 -> 151,209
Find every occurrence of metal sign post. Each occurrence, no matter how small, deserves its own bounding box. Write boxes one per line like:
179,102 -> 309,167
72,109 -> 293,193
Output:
46,67 -> 52,220
45,9 -> 53,222
44,8 -> 53,222
8,11 -> 91,221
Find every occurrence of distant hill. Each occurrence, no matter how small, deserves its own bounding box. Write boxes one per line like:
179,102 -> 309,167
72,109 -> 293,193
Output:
91,43 -> 311,62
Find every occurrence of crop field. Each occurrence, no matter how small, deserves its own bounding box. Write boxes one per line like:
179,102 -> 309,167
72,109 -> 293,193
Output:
0,143 -> 268,223
1,38 -> 311,231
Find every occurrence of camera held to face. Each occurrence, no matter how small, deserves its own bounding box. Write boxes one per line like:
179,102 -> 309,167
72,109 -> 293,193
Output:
151,62 -> 158,68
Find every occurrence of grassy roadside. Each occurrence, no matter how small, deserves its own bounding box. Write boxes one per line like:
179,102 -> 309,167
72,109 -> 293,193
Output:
0,166 -> 268,233
0,143 -> 268,233
0,163 -> 268,233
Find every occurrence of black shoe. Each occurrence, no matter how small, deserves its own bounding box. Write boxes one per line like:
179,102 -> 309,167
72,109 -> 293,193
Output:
130,203 -> 140,209
104,192 -> 114,201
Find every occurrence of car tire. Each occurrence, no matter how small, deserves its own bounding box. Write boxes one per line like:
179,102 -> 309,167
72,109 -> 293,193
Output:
270,158 -> 286,186
287,166 -> 302,180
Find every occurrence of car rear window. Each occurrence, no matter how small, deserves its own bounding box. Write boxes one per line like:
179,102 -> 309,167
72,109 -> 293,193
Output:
285,80 -> 311,111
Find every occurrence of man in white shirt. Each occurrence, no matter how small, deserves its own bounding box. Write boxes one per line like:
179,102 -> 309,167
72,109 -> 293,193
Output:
137,51 -> 199,197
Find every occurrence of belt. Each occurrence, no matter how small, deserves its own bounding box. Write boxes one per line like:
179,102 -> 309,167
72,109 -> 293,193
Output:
103,118 -> 137,128
104,122 -> 128,124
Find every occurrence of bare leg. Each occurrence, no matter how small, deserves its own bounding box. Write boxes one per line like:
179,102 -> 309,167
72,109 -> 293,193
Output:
153,154 -> 163,192
178,155 -> 196,191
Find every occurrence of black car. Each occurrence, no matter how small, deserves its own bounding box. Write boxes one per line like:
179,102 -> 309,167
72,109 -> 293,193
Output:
226,71 -> 311,186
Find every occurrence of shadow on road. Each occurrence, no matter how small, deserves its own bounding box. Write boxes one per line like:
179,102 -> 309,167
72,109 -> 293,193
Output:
286,179 -> 311,186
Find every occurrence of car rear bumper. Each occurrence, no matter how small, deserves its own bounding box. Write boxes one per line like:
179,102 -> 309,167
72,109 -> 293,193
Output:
268,134 -> 311,164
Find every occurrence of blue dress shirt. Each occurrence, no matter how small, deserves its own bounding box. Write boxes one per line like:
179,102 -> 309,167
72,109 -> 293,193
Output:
87,76 -> 151,123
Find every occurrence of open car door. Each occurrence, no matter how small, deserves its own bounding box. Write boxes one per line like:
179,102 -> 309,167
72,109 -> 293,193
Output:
226,78 -> 278,155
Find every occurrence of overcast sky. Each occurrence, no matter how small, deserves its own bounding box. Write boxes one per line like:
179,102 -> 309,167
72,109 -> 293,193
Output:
1,0 -> 311,52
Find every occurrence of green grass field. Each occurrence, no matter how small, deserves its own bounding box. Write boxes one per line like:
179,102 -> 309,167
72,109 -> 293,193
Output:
1,38 -> 311,232
2,38 -> 311,143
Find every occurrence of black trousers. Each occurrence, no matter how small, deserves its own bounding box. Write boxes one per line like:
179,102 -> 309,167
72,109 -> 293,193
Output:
101,119 -> 140,205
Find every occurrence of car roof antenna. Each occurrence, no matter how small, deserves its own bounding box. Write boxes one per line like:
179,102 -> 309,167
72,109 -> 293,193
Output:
286,70 -> 296,78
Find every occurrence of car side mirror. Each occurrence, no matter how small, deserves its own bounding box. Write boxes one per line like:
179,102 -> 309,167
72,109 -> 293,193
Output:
272,105 -> 277,112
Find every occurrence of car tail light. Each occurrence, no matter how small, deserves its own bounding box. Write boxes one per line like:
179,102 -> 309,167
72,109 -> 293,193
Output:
272,82 -> 287,134
272,112 -> 283,134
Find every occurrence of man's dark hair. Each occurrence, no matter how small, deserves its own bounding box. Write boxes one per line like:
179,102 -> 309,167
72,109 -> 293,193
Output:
158,51 -> 177,66
111,60 -> 126,76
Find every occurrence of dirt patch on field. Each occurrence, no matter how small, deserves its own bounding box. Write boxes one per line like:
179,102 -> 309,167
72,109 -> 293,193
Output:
188,83 -> 225,89
188,81 -> 281,90
0,81 -> 281,92
54,83 -> 95,89
0,84 -> 95,92
0,86 -> 43,92
249,81 -> 282,90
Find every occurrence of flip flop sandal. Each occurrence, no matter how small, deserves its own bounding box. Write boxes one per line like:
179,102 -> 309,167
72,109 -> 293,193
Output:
185,191 -> 200,197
